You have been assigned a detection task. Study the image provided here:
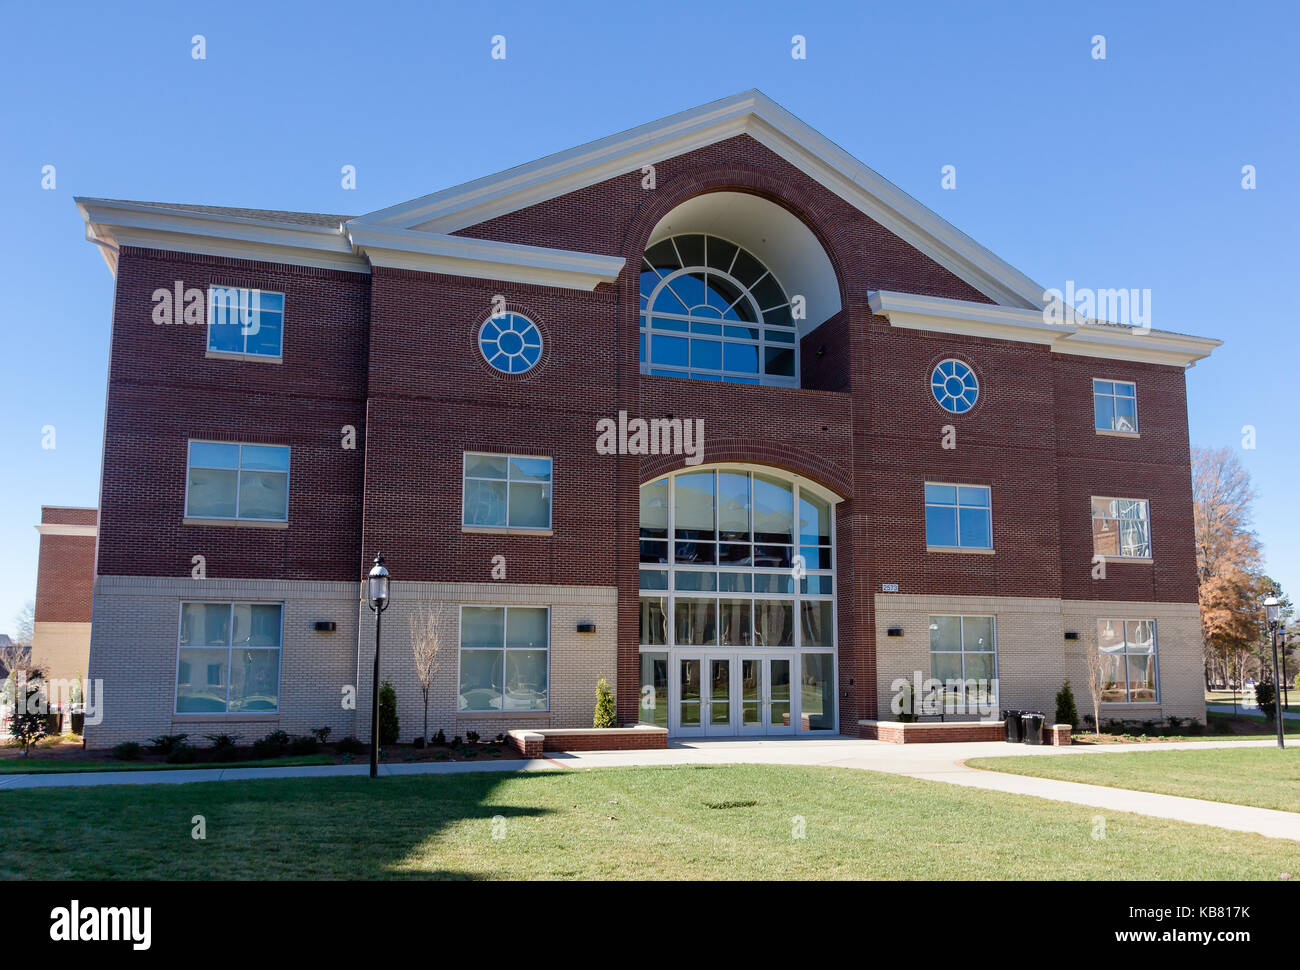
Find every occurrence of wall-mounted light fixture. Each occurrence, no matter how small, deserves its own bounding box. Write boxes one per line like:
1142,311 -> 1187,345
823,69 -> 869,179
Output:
887,627 -> 903,637
577,622 -> 596,634
314,621 -> 337,632
1064,631 -> 1079,640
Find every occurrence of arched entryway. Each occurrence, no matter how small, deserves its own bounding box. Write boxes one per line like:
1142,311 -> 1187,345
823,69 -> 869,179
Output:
636,463 -> 841,736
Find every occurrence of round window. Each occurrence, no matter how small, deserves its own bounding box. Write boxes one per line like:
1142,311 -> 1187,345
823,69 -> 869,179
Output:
931,359 -> 979,413
479,313 -> 542,374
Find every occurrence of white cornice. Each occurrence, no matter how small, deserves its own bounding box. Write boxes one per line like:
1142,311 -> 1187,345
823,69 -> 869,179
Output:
35,523 -> 97,537
76,199 -> 368,275
868,290 -> 1220,368
345,225 -> 624,291
352,90 -> 1048,309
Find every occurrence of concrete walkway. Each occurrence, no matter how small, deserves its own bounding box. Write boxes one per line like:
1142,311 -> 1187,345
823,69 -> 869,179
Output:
2,736 -> 1296,841
1207,702 -> 1300,721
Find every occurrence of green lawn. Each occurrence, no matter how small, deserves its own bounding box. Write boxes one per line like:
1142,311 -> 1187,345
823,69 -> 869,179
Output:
967,747 -> 1300,813
2,764 -> 1299,880
0,754 -> 334,774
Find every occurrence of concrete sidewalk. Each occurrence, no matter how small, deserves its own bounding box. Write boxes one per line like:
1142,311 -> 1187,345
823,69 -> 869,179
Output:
1,736 -> 1295,841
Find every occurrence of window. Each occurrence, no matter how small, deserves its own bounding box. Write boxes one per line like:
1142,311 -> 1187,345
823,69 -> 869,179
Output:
478,313 -> 543,374
1098,619 -> 1158,702
931,359 -> 979,413
1093,379 -> 1138,432
207,286 -> 284,358
1092,497 -> 1151,559
176,602 -> 282,713
929,615 -> 997,708
638,469 -> 835,640
186,441 -> 290,522
462,453 -> 552,529
459,606 -> 549,711
925,483 -> 992,550
639,234 -> 798,387
639,652 -> 668,727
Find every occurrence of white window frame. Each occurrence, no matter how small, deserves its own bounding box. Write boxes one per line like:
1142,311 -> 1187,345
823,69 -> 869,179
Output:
1097,618 -> 1160,704
1091,496 -> 1152,561
206,285 -> 285,361
927,614 -> 999,711
924,481 -> 993,552
456,605 -> 552,713
461,452 -> 553,531
184,440 -> 291,523
174,601 -> 284,715
639,235 -> 800,388
1092,378 -> 1138,434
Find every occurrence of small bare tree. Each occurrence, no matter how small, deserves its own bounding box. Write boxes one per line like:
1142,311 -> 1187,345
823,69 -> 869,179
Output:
409,603 -> 441,746
1084,642 -> 1107,737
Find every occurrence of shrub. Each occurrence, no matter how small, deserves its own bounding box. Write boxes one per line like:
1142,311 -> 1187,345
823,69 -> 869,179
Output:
147,733 -> 190,755
251,730 -> 290,759
1105,719 -> 1127,734
1188,719 -> 1205,735
205,733 -> 238,758
378,678 -> 399,745
896,682 -> 916,722
1140,720 -> 1158,736
287,735 -> 319,755
412,736 -> 425,749
1255,681 -> 1277,717
594,676 -> 616,728
495,733 -> 505,743
311,726 -> 332,745
111,742 -> 142,761
434,729 -> 446,745
1053,680 -> 1079,729
466,730 -> 480,743
70,711 -> 85,735
450,736 -> 462,748
166,743 -> 197,764
336,735 -> 365,755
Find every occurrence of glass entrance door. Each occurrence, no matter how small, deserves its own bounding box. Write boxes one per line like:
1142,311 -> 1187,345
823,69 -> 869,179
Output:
738,654 -> 796,735
704,657 -> 732,736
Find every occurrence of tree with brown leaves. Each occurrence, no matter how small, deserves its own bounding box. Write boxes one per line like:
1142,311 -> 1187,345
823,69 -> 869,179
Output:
1192,446 -> 1262,689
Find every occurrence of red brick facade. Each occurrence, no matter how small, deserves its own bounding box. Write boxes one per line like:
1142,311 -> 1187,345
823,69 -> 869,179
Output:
34,507 -> 97,624
90,130 -> 1204,739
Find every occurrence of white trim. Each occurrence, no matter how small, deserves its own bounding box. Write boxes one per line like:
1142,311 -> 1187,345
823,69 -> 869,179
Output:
76,198 -> 366,276
346,224 -> 624,291
353,90 -> 1048,309
869,290 -> 1221,368
34,523 -> 96,537
456,604 -> 552,714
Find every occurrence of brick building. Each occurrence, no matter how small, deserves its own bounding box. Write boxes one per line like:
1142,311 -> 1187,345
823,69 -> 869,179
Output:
74,91 -> 1218,748
30,506 -> 97,687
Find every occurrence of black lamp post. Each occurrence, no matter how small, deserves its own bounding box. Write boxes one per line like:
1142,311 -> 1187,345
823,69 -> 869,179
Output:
1263,595 -> 1284,750
366,553 -> 391,778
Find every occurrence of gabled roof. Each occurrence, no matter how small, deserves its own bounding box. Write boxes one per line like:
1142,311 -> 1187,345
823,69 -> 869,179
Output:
351,89 -> 1048,309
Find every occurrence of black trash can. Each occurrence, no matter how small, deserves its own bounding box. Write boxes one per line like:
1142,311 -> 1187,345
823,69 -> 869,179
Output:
1003,710 -> 1022,743
1021,711 -> 1045,746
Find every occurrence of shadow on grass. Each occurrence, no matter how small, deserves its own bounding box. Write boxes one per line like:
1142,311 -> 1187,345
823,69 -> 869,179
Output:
0,769 -> 557,880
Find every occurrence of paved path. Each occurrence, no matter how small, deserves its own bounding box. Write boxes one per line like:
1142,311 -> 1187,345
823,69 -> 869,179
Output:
2,736 -> 1296,841
1207,703 -> 1300,721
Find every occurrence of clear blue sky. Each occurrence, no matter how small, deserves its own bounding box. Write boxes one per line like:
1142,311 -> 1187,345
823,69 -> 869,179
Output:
1,0 -> 1296,634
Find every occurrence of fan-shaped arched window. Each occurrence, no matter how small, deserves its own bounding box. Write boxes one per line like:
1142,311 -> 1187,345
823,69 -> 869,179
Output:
639,234 -> 798,387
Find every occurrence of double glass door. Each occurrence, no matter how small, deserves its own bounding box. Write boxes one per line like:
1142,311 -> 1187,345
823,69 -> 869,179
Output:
676,653 -> 795,736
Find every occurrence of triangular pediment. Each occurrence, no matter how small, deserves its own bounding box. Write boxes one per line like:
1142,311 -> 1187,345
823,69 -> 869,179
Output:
351,90 -> 1047,308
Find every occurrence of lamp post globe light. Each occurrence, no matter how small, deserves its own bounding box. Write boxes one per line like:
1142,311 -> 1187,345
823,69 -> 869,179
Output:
1263,595 -> 1284,749
367,553 -> 391,778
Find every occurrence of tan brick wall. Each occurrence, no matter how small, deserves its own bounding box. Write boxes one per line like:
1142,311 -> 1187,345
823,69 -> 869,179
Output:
1062,599 -> 1204,727
85,576 -> 617,749
356,581 -> 618,742
85,576 -> 361,749
29,621 -> 92,686
873,593 -> 1206,726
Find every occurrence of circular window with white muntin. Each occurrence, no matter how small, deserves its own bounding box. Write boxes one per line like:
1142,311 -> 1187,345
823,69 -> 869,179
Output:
931,359 -> 979,413
479,313 -> 542,374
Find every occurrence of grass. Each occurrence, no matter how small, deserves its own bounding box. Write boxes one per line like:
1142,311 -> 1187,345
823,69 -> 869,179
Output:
2,764 -> 1299,880
0,754 -> 334,774
967,747 -> 1300,814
